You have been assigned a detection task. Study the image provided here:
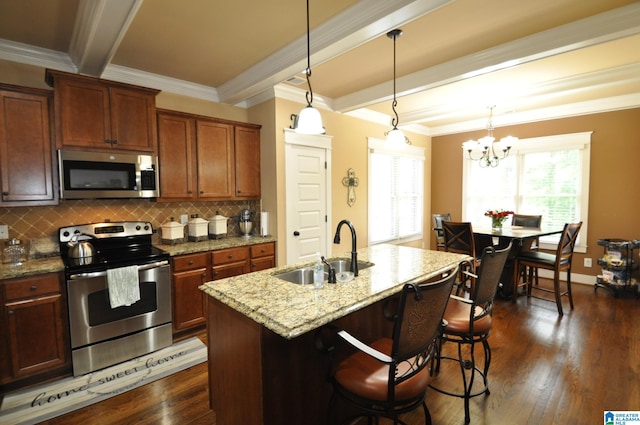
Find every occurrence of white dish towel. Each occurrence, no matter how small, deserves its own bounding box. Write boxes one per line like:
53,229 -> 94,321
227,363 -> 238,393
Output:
107,265 -> 140,308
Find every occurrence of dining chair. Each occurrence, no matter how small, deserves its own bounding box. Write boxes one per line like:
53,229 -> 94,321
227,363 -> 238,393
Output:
429,243 -> 511,424
511,213 -> 543,286
442,221 -> 485,293
432,213 -> 451,251
512,222 -> 582,315
327,267 -> 458,425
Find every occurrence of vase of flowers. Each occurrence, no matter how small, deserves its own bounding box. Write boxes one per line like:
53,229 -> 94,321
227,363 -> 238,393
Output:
485,209 -> 514,231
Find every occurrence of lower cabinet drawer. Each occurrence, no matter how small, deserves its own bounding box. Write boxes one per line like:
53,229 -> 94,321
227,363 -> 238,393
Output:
172,252 -> 209,272
3,274 -> 61,301
212,247 -> 249,265
250,242 -> 275,259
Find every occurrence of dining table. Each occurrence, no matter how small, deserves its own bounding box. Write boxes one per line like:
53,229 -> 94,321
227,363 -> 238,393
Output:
472,225 -> 565,298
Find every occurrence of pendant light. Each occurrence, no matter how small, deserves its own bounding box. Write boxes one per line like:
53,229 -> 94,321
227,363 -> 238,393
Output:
295,0 -> 324,135
386,29 -> 406,145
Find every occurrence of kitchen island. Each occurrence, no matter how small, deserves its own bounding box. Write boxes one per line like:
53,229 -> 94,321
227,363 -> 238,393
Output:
199,244 -> 469,425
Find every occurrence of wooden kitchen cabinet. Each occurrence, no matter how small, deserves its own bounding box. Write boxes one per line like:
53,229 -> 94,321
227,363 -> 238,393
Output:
211,247 -> 250,280
0,272 -> 70,387
196,120 -> 235,198
45,69 -> 159,153
156,109 -> 261,201
234,126 -> 261,198
0,85 -> 57,206
157,112 -> 197,200
171,253 -> 210,333
250,242 -> 276,272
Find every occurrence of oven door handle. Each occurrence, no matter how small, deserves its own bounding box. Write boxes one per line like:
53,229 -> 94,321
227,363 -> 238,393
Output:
68,260 -> 169,280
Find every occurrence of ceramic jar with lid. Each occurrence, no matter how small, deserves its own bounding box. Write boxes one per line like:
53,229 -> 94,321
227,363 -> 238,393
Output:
160,217 -> 186,245
188,214 -> 209,242
208,213 -> 229,239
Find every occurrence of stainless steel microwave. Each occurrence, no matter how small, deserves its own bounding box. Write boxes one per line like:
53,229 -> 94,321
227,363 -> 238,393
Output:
58,149 -> 159,199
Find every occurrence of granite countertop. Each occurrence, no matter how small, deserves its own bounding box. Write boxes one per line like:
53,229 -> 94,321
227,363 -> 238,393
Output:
0,257 -> 65,280
155,235 -> 276,256
199,244 -> 469,340
0,235 -> 276,280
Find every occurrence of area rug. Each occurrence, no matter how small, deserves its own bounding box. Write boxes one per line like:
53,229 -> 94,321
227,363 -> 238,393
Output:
0,337 -> 207,425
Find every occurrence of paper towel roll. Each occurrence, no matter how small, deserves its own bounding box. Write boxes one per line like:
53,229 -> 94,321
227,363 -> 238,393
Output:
260,212 -> 269,236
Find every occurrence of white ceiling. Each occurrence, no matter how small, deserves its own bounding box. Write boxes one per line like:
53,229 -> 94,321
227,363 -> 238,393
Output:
0,0 -> 639,136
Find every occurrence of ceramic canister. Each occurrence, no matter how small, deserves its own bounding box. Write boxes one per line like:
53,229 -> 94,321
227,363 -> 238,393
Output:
161,218 -> 185,245
188,214 -> 209,242
208,215 -> 229,239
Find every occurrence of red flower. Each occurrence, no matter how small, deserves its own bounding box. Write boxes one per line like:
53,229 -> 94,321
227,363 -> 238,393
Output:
484,209 -> 514,220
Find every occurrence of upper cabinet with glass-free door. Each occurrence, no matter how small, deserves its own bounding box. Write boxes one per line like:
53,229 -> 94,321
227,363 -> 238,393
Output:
45,69 -> 159,153
0,84 -> 57,206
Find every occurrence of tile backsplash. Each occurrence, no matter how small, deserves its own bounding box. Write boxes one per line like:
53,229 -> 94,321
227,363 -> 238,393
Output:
0,199 -> 259,256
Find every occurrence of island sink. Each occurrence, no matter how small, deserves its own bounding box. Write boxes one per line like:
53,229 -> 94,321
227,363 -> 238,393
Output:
273,258 -> 374,285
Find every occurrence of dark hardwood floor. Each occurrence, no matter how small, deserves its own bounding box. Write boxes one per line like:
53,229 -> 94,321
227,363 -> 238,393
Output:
41,280 -> 639,425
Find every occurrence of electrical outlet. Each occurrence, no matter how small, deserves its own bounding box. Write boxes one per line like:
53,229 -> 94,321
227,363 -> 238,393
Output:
180,214 -> 188,225
0,224 -> 8,239
584,258 -> 592,267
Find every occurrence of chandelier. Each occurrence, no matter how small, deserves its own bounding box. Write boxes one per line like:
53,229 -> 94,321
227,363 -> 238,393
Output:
462,106 -> 517,167
385,29 -> 407,145
294,0 -> 324,135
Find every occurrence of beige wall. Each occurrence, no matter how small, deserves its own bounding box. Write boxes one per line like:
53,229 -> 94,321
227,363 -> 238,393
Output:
0,60 -> 51,89
431,107 -> 640,279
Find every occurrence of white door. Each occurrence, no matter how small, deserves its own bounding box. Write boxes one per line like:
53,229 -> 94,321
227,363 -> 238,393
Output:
284,130 -> 332,265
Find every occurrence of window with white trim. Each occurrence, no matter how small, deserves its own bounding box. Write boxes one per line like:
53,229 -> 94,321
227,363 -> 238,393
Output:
463,132 -> 591,252
368,138 -> 425,245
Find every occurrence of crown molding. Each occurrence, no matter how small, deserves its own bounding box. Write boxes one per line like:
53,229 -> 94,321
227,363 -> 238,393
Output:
0,38 -> 76,72
101,64 -> 219,102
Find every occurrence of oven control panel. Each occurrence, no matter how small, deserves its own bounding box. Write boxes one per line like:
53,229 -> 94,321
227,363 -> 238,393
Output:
59,221 -> 154,243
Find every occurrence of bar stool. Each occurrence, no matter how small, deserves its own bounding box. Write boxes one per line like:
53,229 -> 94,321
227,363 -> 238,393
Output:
429,244 -> 511,423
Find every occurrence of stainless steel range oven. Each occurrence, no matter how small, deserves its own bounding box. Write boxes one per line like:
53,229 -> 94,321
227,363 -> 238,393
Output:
59,221 -> 172,376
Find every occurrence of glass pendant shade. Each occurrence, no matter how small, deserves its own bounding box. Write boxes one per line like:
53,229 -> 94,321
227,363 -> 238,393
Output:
295,104 -> 324,134
386,128 -> 406,145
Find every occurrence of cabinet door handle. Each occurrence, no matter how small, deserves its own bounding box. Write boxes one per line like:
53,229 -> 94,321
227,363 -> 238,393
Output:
7,310 -> 14,315
188,260 -> 194,265
30,285 -> 37,291
227,254 -> 233,259
213,271 -> 218,276
112,139 -> 118,145
104,139 -> 111,145
201,273 -> 207,278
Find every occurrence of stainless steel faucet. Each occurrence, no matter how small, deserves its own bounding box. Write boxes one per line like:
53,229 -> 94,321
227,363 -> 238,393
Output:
333,219 -> 358,276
